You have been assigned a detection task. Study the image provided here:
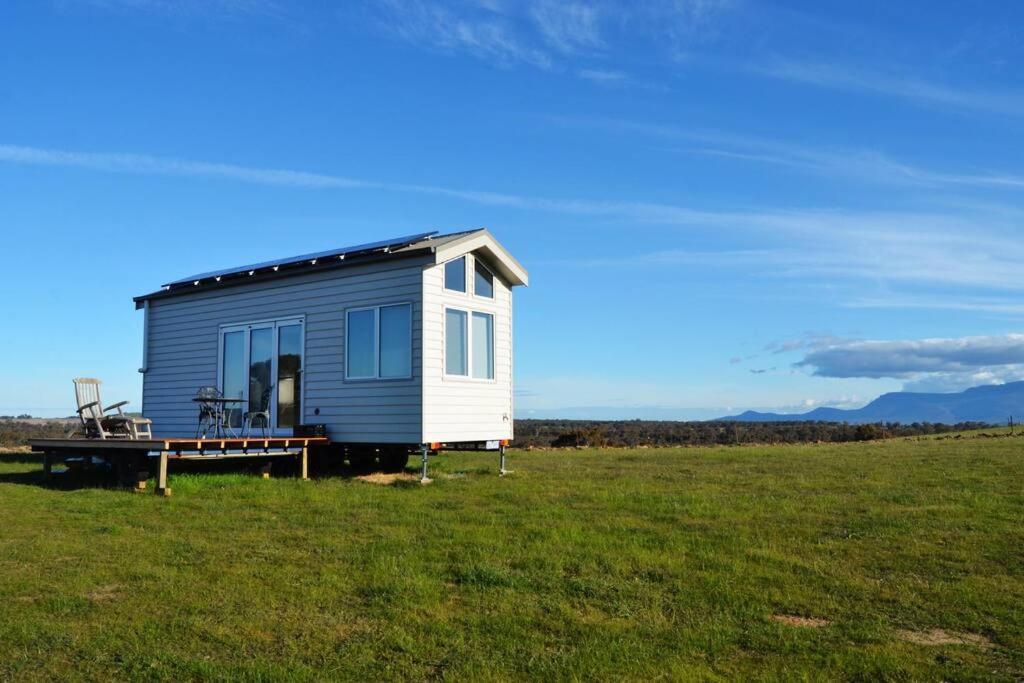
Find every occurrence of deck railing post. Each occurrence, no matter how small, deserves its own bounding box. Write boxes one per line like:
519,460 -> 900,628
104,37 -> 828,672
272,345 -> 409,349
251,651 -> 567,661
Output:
420,444 -> 431,484
156,450 -> 171,497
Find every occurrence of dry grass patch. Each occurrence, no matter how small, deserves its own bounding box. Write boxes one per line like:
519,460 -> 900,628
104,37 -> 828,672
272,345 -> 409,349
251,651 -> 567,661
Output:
354,472 -> 419,486
772,615 -> 831,628
897,628 -> 993,649
85,585 -> 121,603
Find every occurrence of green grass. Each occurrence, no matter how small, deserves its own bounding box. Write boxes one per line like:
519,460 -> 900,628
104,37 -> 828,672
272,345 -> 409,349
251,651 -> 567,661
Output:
1,438 -> 1022,681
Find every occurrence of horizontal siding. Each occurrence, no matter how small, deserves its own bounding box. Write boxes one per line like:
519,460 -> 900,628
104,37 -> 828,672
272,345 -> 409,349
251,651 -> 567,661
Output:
422,253 -> 514,443
142,257 -> 427,443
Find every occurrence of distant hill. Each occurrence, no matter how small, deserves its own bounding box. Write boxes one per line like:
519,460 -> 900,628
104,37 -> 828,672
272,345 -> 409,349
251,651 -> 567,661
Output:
719,382 -> 1024,424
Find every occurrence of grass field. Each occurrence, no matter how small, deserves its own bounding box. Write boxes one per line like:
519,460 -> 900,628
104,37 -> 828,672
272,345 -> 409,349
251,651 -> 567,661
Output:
1,437 -> 1022,681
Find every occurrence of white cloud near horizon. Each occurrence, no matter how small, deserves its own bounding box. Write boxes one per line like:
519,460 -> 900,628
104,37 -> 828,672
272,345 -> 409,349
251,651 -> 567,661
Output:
796,334 -> 1024,392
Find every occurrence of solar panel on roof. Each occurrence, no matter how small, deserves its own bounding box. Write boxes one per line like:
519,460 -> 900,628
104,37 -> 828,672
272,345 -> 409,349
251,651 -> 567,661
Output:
162,231 -> 438,289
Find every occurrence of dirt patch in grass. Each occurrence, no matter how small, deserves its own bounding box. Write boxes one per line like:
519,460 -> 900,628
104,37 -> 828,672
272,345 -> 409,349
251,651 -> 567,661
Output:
896,628 -> 993,649
772,614 -> 831,628
354,472 -> 420,486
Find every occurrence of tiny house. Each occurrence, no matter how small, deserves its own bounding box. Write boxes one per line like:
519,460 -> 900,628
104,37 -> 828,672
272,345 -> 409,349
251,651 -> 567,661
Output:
134,229 -> 528,454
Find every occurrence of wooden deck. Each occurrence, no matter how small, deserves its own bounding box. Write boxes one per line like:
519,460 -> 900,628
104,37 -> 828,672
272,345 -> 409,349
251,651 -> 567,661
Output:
29,436 -> 330,496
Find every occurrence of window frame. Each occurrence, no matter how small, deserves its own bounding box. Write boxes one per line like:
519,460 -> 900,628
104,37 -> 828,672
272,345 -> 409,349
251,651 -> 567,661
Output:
216,316 -> 305,436
443,255 -> 468,294
344,302 -> 414,382
472,257 -> 495,300
443,305 -> 496,382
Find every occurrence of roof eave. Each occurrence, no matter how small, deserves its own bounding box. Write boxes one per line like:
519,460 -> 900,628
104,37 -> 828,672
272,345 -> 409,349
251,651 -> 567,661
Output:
432,229 -> 529,286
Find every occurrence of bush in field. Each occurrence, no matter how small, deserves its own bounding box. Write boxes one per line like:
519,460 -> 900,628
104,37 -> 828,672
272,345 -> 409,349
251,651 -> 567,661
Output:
0,421 -> 73,448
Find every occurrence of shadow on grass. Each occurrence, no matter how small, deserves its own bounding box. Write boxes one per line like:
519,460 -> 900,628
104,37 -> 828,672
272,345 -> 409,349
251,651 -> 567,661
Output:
0,451 -> 42,465
0,450 -> 413,493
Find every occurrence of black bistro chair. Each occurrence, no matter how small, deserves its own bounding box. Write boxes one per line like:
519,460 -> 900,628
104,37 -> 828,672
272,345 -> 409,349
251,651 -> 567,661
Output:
244,385 -> 274,438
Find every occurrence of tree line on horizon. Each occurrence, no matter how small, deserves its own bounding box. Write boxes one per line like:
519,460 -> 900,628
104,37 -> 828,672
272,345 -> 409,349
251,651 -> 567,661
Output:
511,419 -> 993,448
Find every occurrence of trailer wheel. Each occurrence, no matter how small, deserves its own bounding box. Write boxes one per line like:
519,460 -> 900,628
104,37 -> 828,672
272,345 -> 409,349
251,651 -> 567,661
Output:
380,448 -> 410,473
346,448 -> 377,473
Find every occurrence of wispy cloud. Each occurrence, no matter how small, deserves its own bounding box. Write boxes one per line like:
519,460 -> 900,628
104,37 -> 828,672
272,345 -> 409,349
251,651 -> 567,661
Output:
555,115 -> 1024,191
577,68 -> 627,84
371,0 -> 552,69
530,1 -> 603,54
754,59 -> 1024,117
3,142 -> 1021,299
64,0 -> 284,19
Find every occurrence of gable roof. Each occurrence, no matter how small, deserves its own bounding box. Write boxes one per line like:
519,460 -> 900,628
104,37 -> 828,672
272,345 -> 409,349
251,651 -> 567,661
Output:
133,228 -> 527,308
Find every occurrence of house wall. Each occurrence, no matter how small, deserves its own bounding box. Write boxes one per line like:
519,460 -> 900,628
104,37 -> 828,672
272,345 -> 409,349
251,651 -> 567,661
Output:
142,255 -> 429,443
422,252 -> 514,443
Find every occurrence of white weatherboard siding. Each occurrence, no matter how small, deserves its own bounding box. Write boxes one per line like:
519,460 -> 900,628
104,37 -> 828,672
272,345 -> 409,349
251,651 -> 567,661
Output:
143,256 -> 428,443
422,253 -> 514,443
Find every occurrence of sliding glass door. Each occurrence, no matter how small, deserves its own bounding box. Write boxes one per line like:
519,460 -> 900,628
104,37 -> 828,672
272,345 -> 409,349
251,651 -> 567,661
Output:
220,319 -> 303,434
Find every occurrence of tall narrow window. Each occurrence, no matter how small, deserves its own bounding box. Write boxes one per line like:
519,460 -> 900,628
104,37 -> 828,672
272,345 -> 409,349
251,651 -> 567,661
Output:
346,309 -> 376,379
380,304 -> 412,378
346,304 -> 412,380
277,324 -> 302,428
474,259 -> 494,298
445,309 -> 468,376
444,256 -> 466,292
472,312 -> 494,379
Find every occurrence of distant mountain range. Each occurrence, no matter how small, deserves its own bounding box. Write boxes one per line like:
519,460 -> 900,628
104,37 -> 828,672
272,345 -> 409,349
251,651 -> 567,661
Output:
719,382 -> 1024,425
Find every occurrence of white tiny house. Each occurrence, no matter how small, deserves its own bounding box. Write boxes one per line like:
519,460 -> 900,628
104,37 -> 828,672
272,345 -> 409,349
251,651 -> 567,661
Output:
134,230 -> 528,451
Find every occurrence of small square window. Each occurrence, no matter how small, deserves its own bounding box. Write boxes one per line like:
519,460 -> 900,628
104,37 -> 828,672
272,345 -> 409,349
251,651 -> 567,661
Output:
444,257 -> 466,292
474,259 -> 494,298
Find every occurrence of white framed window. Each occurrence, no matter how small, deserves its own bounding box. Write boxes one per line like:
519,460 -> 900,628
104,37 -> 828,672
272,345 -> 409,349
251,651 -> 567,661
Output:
473,258 -> 494,299
445,307 -> 494,380
346,303 -> 412,380
444,256 -> 467,293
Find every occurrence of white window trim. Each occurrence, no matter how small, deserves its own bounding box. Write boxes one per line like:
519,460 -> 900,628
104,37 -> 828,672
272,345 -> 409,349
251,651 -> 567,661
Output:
472,256 -> 496,300
444,305 -> 496,382
443,255 -> 468,295
345,302 -> 414,381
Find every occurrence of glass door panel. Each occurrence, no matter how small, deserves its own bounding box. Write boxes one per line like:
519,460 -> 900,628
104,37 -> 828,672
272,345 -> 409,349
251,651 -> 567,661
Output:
277,324 -> 302,429
248,327 -> 274,420
222,330 -> 246,429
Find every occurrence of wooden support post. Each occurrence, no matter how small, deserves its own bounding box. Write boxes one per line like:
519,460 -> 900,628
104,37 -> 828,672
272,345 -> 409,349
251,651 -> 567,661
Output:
499,445 -> 510,476
419,444 -> 432,485
155,451 -> 171,497
260,462 -> 272,480
300,447 -> 309,480
43,451 -> 53,482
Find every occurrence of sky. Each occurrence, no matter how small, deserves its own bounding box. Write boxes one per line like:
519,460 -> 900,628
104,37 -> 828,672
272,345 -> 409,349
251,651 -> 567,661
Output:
1,0 -> 1023,419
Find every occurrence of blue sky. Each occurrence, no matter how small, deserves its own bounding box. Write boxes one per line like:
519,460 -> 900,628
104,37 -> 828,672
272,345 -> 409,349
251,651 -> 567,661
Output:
2,0 -> 1024,418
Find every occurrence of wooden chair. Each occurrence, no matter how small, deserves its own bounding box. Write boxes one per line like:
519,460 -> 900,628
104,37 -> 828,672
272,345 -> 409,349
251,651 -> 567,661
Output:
73,378 -> 153,440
